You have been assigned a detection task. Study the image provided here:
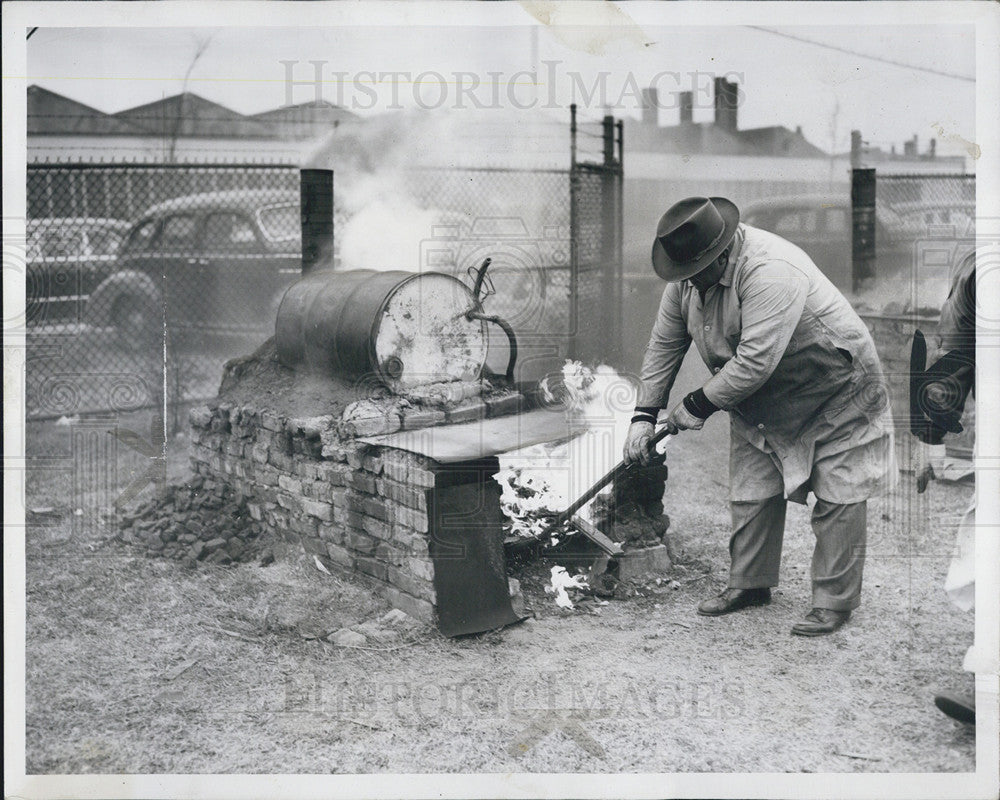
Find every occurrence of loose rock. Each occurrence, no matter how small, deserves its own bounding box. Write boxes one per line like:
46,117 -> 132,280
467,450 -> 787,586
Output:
327,628 -> 367,647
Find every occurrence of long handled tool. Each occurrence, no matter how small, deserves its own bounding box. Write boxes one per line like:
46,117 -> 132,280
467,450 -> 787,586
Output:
543,425 -> 674,555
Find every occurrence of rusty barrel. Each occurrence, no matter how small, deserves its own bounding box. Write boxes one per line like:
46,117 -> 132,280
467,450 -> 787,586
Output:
275,268 -> 488,392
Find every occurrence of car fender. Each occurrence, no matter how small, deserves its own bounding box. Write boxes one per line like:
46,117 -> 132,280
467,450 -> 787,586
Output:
86,270 -> 161,326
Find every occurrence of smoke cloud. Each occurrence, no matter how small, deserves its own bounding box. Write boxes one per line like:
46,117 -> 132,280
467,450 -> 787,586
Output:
300,107 -> 573,273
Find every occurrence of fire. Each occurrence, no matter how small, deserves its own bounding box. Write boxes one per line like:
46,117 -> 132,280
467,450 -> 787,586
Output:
494,360 -> 642,545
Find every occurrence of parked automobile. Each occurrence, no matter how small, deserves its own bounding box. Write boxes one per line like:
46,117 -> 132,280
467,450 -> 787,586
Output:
742,194 -> 975,292
88,190 -> 301,346
26,217 -> 131,326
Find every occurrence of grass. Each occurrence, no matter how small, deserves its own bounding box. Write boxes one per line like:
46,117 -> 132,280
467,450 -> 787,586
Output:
22,378 -> 977,774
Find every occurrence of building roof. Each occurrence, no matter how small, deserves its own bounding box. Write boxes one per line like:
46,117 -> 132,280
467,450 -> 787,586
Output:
27,85 -> 147,136
737,126 -> 829,158
250,100 -> 357,138
28,87 -> 359,142
625,117 -> 830,159
113,92 -> 272,138
624,119 -> 749,156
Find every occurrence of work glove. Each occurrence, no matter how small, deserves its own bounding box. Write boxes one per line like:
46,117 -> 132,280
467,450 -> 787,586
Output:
665,400 -> 705,432
623,420 -> 656,466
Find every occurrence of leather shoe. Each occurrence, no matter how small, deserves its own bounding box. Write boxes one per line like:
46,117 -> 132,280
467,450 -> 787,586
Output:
791,608 -> 851,637
934,692 -> 975,725
697,587 -> 771,616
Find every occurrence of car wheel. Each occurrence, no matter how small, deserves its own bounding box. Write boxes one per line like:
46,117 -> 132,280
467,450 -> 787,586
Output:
111,294 -> 160,351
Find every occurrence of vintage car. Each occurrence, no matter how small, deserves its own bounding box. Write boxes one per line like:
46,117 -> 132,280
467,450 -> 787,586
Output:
26,217 -> 131,327
87,190 -> 301,346
742,194 -> 975,291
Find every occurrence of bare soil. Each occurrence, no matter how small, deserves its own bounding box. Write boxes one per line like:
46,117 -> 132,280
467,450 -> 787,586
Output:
23,354 -> 976,774
217,338 -> 363,420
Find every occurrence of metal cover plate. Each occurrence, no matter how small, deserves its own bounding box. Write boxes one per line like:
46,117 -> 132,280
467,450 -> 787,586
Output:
358,408 -> 581,463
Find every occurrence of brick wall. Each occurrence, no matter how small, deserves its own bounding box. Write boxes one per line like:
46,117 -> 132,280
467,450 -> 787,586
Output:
188,394 -> 524,625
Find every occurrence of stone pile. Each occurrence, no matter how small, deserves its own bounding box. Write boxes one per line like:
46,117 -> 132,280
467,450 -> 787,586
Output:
118,476 -> 271,567
589,458 -> 670,549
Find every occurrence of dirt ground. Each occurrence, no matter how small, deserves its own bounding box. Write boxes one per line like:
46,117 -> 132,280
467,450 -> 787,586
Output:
22,353 -> 977,774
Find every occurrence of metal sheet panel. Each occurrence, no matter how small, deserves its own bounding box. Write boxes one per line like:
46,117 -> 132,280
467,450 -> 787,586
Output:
357,408 -> 582,463
429,460 -> 528,636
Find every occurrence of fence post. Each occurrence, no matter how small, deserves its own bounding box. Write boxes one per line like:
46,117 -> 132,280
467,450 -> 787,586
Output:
602,115 -> 615,166
568,105 -> 579,358
850,167 -> 876,293
614,119 -> 624,364
300,168 -> 334,274
850,129 -> 863,170
600,114 -> 621,364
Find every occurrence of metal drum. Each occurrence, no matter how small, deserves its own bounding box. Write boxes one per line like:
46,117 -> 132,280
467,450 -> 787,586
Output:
275,269 -> 489,392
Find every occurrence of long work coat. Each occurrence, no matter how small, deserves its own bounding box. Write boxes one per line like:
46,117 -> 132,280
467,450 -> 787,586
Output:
638,223 -> 895,504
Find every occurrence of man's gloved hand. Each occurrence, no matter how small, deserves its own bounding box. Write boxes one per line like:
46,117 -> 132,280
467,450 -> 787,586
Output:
665,400 -> 705,432
623,420 -> 655,466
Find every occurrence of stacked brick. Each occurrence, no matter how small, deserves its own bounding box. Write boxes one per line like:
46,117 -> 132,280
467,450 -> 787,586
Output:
188,391 -> 526,625
118,476 -> 271,566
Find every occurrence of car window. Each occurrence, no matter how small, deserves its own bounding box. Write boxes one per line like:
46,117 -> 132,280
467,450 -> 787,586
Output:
256,204 -> 300,243
126,220 -> 159,253
39,229 -> 86,259
88,227 -> 124,256
158,215 -> 199,250
203,213 -> 258,251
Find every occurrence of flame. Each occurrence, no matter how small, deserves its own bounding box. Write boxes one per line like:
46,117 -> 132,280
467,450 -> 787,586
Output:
495,360 -> 643,544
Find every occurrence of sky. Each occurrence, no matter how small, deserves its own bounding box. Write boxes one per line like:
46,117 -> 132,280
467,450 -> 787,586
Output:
26,16 -> 977,157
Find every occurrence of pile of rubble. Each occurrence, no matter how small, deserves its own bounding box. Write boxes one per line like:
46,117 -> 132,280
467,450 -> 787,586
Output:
589,458 -> 670,549
118,477 -> 272,568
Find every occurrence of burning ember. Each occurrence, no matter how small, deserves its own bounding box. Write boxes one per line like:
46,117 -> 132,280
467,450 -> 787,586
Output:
495,360 -> 668,548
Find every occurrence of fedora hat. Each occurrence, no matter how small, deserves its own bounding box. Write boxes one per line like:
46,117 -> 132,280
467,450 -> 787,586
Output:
651,196 -> 740,282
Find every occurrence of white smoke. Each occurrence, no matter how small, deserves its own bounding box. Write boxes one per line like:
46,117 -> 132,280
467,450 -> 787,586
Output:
300,107 -> 570,273
338,197 -> 442,271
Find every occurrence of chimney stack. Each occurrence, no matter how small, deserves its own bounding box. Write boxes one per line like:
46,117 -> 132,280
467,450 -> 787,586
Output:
678,91 -> 694,124
903,135 -> 917,158
713,77 -> 739,132
641,87 -> 659,126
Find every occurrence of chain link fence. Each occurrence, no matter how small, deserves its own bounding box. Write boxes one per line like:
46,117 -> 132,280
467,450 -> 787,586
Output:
851,169 -> 977,463
25,164 -> 301,426
24,135 -> 623,426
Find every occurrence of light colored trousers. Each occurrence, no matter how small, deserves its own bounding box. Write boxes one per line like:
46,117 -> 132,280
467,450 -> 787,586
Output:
726,495 -> 867,611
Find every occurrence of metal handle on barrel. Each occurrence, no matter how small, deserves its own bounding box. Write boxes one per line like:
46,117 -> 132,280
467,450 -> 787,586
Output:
466,257 -> 518,382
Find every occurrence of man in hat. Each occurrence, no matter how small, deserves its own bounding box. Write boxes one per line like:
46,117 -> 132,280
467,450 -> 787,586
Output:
624,196 -> 895,636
